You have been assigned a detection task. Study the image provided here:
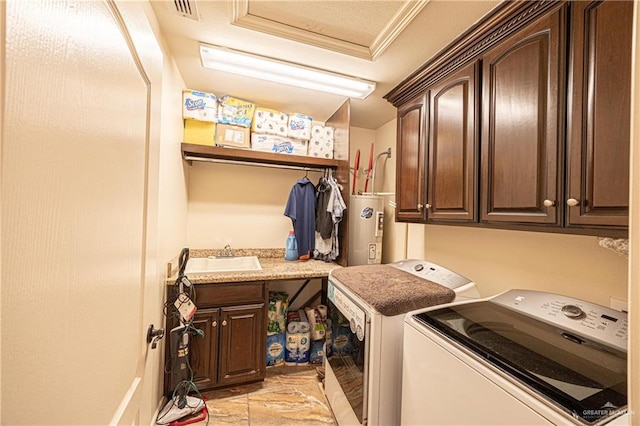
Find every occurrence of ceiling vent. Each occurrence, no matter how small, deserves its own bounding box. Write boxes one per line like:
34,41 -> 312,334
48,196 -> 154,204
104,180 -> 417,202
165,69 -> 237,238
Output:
168,0 -> 199,21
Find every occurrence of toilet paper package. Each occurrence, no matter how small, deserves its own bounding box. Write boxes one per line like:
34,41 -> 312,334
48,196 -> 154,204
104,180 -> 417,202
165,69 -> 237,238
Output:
217,95 -> 255,127
182,90 -> 217,122
285,310 -> 311,365
251,133 -> 308,156
307,125 -> 334,159
252,108 -> 288,136
284,321 -> 311,365
287,113 -> 313,140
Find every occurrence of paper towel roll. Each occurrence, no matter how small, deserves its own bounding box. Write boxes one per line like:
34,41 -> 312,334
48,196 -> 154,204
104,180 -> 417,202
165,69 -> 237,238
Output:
324,126 -> 334,139
305,307 -> 325,341
284,331 -> 300,366
298,321 -> 310,334
316,305 -> 328,321
297,328 -> 310,365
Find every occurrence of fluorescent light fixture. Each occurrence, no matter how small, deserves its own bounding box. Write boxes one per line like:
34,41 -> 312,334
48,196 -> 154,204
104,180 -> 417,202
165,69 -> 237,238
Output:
199,43 -> 376,99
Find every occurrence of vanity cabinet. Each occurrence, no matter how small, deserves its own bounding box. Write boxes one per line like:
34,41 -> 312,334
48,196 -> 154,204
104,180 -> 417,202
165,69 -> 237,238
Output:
385,0 -> 631,237
395,92 -> 427,222
164,281 -> 267,393
480,4 -> 565,226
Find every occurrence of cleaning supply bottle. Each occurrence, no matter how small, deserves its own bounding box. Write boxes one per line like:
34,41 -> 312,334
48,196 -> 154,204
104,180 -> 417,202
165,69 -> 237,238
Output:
285,230 -> 298,261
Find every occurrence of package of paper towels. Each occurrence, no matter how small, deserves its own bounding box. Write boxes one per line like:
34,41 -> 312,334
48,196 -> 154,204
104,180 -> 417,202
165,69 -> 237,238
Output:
251,133 -> 308,156
308,125 -> 334,159
252,108 -> 288,136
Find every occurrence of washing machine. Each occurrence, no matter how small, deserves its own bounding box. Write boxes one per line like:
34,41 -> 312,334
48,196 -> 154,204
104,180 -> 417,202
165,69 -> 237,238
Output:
402,289 -> 628,425
324,259 -> 480,426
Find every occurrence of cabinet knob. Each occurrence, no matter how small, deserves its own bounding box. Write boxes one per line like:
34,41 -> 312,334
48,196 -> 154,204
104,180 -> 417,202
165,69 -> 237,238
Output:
417,203 -> 423,210
543,199 -> 555,207
425,204 -> 432,209
222,320 -> 227,326
212,321 -> 217,327
566,198 -> 580,207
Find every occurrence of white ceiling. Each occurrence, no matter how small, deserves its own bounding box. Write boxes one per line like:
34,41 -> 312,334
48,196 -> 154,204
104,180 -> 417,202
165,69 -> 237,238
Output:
150,0 -> 500,130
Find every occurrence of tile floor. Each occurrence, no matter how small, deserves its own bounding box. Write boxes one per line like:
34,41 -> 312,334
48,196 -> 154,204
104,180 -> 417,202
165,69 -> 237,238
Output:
192,365 -> 336,425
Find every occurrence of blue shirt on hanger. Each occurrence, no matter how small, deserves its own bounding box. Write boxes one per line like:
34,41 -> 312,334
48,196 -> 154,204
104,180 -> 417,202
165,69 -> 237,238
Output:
284,177 -> 317,260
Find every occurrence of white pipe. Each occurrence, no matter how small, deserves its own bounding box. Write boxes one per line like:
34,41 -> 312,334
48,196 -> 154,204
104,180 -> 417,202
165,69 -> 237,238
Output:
370,148 -> 392,195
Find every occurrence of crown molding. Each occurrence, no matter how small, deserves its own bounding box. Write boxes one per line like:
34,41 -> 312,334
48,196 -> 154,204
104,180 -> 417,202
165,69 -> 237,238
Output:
231,0 -> 428,61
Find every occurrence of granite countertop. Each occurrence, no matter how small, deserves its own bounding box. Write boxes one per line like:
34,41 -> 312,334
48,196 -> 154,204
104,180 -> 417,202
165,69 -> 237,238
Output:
166,248 -> 342,284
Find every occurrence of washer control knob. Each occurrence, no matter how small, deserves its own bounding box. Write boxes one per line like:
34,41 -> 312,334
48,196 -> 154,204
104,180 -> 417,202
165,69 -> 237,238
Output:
561,304 -> 584,318
414,264 -> 424,272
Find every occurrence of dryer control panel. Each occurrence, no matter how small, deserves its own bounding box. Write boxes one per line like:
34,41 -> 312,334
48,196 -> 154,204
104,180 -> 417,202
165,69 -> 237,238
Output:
492,289 -> 628,353
391,259 -> 474,289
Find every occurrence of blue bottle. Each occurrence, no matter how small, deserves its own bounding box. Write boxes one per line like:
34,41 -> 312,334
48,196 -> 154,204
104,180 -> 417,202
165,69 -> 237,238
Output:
285,230 -> 298,261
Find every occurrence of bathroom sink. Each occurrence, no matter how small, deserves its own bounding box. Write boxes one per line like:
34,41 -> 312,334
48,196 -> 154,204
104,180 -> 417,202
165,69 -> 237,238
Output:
185,256 -> 262,276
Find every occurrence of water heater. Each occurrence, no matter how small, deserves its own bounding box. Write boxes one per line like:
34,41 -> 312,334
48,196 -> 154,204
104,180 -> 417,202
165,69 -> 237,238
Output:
348,195 -> 384,266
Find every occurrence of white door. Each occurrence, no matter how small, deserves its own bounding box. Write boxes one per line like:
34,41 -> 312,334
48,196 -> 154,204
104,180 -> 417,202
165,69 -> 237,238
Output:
1,1 -> 164,424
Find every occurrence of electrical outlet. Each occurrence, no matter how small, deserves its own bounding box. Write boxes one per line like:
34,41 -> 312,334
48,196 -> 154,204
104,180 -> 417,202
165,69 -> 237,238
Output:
610,297 -> 628,313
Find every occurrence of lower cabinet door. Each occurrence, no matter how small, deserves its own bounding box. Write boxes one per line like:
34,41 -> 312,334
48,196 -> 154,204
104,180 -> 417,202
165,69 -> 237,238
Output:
189,308 -> 220,389
218,304 -> 266,386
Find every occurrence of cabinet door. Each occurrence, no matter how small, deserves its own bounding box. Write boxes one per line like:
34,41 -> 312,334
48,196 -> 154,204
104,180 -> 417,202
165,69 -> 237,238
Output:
189,308 -> 220,389
396,93 -> 428,222
427,62 -> 478,222
566,0 -> 632,229
480,5 -> 565,225
218,304 -> 265,386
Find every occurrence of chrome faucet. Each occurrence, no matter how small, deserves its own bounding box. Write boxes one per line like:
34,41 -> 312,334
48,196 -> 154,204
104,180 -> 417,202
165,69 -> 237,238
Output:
216,244 -> 234,257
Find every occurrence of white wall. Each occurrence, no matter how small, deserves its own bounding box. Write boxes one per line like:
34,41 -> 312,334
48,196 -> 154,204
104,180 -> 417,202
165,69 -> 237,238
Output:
157,46 -> 189,271
186,125 -> 374,250
146,2 -> 190,411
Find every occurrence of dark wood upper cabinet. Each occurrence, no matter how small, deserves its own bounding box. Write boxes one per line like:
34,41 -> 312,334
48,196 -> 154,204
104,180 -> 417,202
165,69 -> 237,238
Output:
480,4 -> 565,225
385,0 -> 630,237
427,61 -> 478,223
396,93 -> 428,222
566,0 -> 632,229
